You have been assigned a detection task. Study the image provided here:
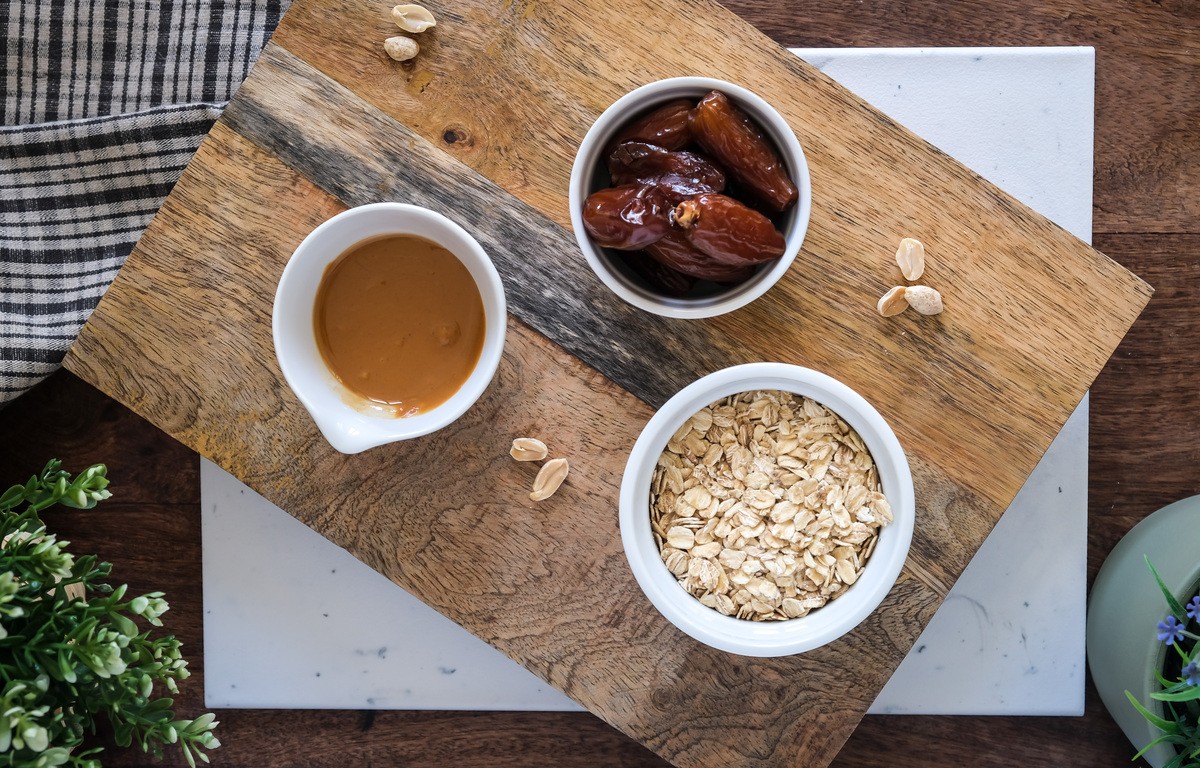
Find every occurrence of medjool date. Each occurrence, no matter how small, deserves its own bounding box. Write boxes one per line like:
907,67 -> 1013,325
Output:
689,90 -> 798,214
607,142 -> 725,202
581,184 -> 672,251
645,229 -> 756,283
605,98 -> 693,152
671,193 -> 786,265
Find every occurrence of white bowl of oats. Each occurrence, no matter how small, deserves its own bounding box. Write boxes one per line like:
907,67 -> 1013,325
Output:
620,362 -> 914,656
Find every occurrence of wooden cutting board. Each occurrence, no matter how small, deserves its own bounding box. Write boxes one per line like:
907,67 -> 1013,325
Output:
64,1 -> 1151,766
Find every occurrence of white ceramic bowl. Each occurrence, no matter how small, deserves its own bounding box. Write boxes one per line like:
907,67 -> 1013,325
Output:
569,77 -> 812,319
620,363 -> 914,656
273,203 -> 506,454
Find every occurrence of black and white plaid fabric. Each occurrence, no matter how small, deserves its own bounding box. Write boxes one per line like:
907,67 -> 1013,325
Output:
1,0 -> 289,405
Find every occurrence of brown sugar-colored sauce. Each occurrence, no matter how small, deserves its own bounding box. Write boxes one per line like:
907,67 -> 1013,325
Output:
314,234 -> 485,417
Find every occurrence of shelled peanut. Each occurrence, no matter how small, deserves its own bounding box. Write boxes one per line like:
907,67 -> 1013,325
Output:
383,4 -> 436,62
877,238 -> 944,317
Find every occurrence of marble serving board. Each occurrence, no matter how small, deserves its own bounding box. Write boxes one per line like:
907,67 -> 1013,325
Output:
202,46 -> 1094,716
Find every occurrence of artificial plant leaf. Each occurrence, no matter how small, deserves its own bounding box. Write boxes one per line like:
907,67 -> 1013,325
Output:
1132,732 -> 1181,762
1128,689 -> 1182,732
0,484 -> 26,511
1154,683 -> 1200,702
1148,555 -> 1188,621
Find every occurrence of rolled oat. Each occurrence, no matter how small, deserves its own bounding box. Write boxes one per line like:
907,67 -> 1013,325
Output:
651,390 -> 892,621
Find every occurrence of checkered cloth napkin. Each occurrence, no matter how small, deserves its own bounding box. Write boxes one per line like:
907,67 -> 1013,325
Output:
1,0 -> 289,405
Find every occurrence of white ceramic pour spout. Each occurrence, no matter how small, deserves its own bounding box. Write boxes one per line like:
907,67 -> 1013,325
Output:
272,203 -> 507,454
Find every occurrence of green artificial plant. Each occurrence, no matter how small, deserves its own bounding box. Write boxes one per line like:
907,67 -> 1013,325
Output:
1126,557 -> 1200,767
0,461 -> 218,768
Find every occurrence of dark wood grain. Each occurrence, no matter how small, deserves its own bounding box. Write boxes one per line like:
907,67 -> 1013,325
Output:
2,1 -> 1195,767
0,371 -> 198,506
1089,234 -> 1200,521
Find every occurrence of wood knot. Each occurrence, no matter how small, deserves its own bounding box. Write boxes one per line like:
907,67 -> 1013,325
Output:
442,125 -> 473,147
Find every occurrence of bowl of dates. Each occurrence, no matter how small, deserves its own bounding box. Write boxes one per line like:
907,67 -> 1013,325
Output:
569,77 -> 812,319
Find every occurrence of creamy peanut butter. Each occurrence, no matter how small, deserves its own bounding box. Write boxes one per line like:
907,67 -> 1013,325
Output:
314,234 -> 484,417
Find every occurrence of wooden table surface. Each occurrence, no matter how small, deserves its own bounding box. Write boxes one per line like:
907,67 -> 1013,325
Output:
2,1 -> 1196,765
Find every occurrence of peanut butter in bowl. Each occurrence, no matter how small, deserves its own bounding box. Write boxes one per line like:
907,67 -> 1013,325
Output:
272,202 -> 506,454
314,234 -> 485,418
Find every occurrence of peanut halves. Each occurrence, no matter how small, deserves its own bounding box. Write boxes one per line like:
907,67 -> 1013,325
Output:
876,286 -> 908,317
895,238 -> 925,281
383,36 -> 419,62
382,4 -> 435,62
877,237 -> 943,317
877,285 -> 943,317
903,285 -> 943,315
392,4 -> 436,33
510,438 -> 549,462
510,437 -> 568,501
530,458 -> 569,502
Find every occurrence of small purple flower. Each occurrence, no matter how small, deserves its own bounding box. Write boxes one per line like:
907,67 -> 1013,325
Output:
1158,615 -> 1186,644
1184,660 -> 1200,687
1187,595 -> 1200,622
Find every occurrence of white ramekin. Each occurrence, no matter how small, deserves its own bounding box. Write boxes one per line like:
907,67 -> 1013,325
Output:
620,363 -> 914,656
569,77 -> 813,319
273,203 -> 506,454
